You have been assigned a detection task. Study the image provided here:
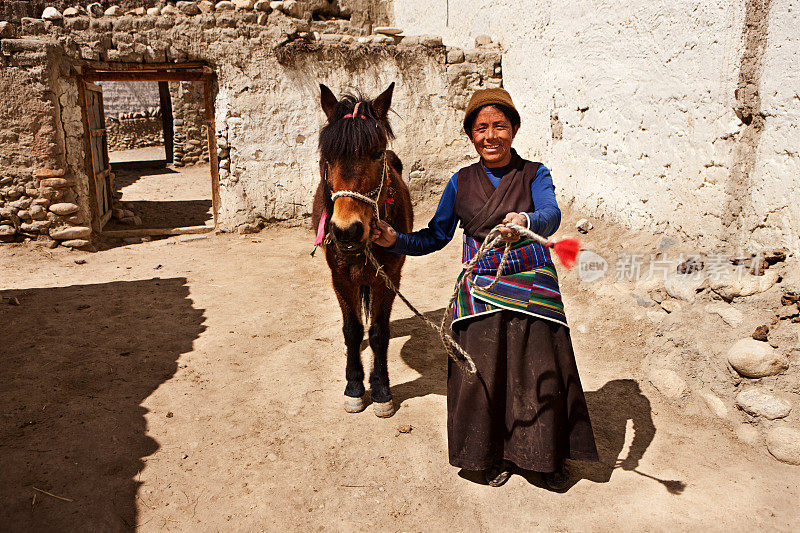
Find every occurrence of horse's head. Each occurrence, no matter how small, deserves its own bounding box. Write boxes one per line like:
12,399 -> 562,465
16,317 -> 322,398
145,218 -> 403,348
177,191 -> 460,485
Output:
319,82 -> 395,254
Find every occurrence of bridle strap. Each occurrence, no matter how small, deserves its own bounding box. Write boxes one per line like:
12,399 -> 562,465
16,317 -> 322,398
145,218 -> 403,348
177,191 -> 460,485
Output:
326,153 -> 388,221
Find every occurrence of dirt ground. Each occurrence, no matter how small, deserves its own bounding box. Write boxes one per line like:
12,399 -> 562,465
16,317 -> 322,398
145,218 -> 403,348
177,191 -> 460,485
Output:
105,147 -> 213,230
1,201 -> 798,532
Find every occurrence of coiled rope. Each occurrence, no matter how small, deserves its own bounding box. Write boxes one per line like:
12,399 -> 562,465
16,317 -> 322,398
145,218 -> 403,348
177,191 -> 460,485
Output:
365,221 -> 576,376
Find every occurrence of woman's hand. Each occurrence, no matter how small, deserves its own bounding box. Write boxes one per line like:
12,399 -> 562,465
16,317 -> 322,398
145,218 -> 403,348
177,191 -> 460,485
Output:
370,219 -> 398,248
499,212 -> 528,242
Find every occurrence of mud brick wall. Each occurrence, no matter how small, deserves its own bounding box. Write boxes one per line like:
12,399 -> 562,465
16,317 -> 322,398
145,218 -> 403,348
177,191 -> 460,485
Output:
393,0 -> 800,254
0,0 -> 498,244
0,38 -> 88,245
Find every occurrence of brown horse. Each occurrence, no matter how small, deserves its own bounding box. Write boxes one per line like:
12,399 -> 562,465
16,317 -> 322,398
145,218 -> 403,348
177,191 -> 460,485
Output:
312,83 -> 413,417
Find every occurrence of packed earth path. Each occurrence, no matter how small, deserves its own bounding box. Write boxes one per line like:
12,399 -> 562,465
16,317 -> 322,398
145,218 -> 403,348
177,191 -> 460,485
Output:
1,203 -> 797,532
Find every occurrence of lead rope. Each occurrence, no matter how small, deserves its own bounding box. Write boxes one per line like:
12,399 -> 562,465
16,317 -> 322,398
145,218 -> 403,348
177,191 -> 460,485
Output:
365,221 -> 544,376
319,160 -> 558,376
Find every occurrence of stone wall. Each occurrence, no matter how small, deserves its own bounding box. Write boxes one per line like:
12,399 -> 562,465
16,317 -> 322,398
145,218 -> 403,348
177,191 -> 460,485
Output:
169,80 -> 208,167
391,0 -> 800,254
0,38 -> 89,245
0,1 -> 498,243
105,112 -> 163,150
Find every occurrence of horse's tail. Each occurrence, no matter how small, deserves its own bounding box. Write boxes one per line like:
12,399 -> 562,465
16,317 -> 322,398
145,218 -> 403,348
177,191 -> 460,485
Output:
359,285 -> 371,324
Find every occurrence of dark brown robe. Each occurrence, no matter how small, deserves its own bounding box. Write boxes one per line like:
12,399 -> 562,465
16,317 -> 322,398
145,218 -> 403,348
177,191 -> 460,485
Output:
447,156 -> 598,473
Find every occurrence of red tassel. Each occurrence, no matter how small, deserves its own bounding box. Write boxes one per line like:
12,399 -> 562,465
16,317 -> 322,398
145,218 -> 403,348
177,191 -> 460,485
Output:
547,238 -> 581,269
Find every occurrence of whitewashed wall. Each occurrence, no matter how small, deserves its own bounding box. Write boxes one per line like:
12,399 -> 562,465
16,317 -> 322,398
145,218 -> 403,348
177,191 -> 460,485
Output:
393,0 -> 800,252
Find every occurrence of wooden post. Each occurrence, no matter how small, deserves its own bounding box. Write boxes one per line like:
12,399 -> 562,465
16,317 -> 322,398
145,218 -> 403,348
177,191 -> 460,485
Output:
78,80 -> 102,232
203,74 -> 220,226
158,81 -> 174,164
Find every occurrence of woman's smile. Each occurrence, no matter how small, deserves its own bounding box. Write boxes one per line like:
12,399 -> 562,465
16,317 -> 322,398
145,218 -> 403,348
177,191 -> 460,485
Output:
469,106 -> 519,168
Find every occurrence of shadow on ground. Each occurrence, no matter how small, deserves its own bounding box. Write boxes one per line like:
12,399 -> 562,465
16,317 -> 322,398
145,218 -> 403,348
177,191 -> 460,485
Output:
516,379 -> 682,493
384,308 -> 449,404
104,200 -> 213,230
0,278 -> 206,530
111,166 -> 177,189
380,314 -> 677,494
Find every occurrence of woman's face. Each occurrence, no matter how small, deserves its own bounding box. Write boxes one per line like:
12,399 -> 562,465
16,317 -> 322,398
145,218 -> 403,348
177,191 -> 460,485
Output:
469,106 -> 519,168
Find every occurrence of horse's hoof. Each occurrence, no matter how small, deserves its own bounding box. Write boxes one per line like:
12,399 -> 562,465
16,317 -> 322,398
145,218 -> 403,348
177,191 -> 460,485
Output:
343,395 -> 366,413
372,401 -> 395,418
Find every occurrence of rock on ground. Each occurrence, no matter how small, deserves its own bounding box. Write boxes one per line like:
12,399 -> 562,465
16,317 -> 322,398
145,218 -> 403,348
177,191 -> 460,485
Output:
727,338 -> 789,378
766,426 -> 800,465
735,388 -> 792,420
711,270 -> 780,300
705,303 -> 744,327
648,368 -> 687,399
734,423 -> 760,446
700,390 -> 728,418
664,274 -> 706,302
576,218 -> 593,233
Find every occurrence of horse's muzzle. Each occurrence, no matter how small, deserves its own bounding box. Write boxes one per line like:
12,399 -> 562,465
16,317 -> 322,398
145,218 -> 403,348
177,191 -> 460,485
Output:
331,220 -> 366,253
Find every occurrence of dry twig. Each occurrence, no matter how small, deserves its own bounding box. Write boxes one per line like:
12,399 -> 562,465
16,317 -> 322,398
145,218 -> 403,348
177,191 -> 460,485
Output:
32,486 -> 73,502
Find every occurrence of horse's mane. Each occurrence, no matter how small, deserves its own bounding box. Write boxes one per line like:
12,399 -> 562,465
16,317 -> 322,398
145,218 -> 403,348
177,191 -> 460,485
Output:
318,93 -> 395,162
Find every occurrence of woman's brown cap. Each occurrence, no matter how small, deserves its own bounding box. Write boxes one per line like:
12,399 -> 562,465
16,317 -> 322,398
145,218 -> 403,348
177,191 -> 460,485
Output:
463,88 -> 519,132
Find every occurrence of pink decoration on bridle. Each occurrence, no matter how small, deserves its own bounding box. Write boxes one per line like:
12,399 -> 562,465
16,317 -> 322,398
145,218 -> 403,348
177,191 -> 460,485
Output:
343,102 -> 364,119
315,207 -> 328,246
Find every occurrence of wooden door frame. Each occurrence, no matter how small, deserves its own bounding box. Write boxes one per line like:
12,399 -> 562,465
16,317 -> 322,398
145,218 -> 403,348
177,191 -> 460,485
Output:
78,80 -> 113,231
80,63 -> 220,237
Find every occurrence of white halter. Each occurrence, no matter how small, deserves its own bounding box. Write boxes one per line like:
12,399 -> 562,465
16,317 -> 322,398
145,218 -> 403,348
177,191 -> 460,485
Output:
327,153 -> 388,221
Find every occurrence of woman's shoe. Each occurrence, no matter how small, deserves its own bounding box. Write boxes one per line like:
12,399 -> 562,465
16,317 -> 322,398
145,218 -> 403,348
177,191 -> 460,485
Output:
544,462 -> 571,490
485,460 -> 513,487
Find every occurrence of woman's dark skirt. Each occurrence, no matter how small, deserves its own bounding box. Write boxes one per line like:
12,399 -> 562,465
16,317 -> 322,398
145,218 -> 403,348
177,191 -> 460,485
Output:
448,310 -> 599,473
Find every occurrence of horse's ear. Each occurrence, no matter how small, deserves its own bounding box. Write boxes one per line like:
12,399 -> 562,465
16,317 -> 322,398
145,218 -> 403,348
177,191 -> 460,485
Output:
320,84 -> 338,121
372,82 -> 395,120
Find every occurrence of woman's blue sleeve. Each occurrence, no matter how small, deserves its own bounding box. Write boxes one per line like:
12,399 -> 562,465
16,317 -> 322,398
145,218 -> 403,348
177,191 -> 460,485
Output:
388,172 -> 459,256
525,165 -> 561,238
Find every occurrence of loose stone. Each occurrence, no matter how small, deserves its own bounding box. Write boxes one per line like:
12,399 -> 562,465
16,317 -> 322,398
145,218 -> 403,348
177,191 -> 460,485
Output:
735,388 -> 792,420
727,338 -> 789,378
475,34 -> 493,46
105,6 -> 122,17
49,226 -> 92,240
699,390 -> 728,418
41,7 -> 63,21
704,303 -> 744,327
87,3 -> 104,17
146,7 -> 161,15
766,426 -> 800,465
29,205 -> 47,220
664,274 -> 706,302
61,239 -> 90,248
576,218 -> 593,233
734,423 -> 760,446
254,0 -> 271,12
234,0 -> 256,9
373,26 -> 403,35
177,1 -> 201,15
216,1 -> 235,10
710,270 -> 779,300
34,168 -> 65,178
648,368 -> 686,399
49,203 -> 80,216
40,177 -> 73,188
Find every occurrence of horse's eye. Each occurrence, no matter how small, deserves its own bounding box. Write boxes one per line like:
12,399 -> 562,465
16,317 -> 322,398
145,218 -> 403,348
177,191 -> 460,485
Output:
372,151 -> 384,161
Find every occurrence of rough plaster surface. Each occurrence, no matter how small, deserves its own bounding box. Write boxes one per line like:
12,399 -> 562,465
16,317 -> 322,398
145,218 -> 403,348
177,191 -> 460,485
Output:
392,0 -> 799,253
0,5 -> 497,239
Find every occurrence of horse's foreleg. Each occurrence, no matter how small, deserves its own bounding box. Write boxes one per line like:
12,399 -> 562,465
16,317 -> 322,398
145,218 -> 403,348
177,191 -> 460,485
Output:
332,277 -> 366,409
368,282 -> 397,417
